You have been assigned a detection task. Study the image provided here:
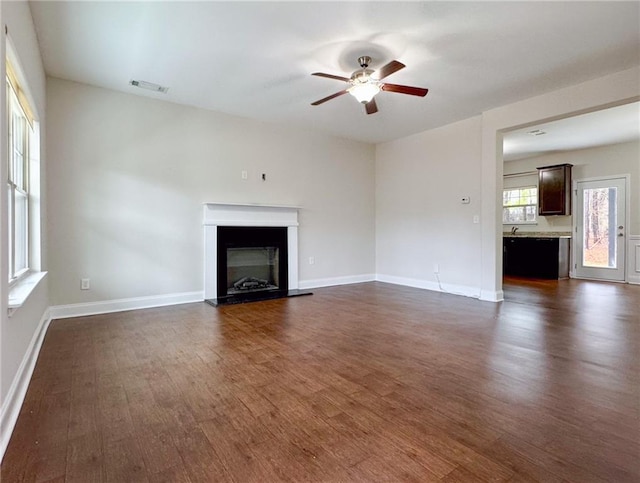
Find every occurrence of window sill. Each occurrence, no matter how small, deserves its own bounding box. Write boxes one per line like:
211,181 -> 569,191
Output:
8,271 -> 47,315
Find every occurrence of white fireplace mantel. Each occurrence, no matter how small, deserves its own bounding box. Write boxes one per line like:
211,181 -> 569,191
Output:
203,203 -> 299,300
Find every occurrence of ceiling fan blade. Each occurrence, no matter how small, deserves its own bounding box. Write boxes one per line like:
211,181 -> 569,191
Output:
312,72 -> 351,82
381,83 -> 429,97
365,98 -> 378,115
375,60 -> 405,80
311,89 -> 349,106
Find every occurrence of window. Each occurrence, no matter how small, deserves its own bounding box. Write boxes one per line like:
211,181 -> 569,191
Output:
7,61 -> 34,282
503,186 -> 537,224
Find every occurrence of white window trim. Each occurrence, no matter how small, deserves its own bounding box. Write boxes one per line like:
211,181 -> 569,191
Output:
7,67 -> 31,283
6,36 -> 44,315
502,185 -> 538,225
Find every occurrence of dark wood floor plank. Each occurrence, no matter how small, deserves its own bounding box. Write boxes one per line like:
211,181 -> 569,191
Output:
233,384 -> 277,417
199,416 -> 278,482
351,449 -> 443,482
67,397 -> 98,441
17,442 -> 67,483
34,391 -> 71,451
479,434 -> 584,483
65,431 -> 104,483
133,423 -> 183,475
103,436 -> 148,482
145,463 -> 192,483
2,279 -> 638,481
97,385 -> 136,444
172,426 -> 232,482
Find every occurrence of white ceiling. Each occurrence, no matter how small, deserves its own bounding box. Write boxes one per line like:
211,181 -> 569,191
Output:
30,1 -> 640,144
503,102 -> 640,161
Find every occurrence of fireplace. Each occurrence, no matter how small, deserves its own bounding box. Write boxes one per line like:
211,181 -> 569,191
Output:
217,227 -> 288,303
203,202 -> 311,306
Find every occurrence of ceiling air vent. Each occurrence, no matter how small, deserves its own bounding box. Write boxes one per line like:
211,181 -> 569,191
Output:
129,79 -> 169,94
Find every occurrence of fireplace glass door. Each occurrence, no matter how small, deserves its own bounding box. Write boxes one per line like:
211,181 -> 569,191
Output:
226,246 -> 280,295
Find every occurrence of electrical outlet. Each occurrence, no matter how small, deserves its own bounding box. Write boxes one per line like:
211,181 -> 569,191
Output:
241,170 -> 248,180
309,256 -> 315,265
81,278 -> 90,290
473,215 -> 480,224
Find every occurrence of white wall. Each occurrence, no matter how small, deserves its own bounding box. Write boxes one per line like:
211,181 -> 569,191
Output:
376,116 -> 483,296
0,0 -> 50,459
504,140 -> 640,234
46,77 -> 375,305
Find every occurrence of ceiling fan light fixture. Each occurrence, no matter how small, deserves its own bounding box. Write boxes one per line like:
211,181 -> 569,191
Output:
348,82 -> 380,104
310,56 -> 426,114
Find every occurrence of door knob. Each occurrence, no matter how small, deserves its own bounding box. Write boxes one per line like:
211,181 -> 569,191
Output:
618,233 -> 624,237
618,226 -> 624,229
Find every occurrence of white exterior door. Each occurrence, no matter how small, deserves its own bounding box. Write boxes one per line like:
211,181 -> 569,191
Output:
575,177 -> 627,281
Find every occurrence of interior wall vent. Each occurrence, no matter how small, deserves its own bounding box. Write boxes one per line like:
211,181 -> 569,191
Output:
129,79 -> 169,94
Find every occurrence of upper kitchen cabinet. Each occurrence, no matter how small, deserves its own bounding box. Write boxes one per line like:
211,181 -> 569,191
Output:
537,164 -> 572,216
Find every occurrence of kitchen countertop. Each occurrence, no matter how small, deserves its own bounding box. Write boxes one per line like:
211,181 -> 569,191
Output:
503,232 -> 572,239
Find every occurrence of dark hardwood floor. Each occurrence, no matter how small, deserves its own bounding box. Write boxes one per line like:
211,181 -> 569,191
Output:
2,279 -> 638,482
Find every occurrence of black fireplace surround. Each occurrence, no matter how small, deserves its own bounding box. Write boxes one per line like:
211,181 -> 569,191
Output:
215,226 -> 288,304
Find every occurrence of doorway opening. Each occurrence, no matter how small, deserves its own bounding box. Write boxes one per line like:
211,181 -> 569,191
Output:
501,101 -> 638,296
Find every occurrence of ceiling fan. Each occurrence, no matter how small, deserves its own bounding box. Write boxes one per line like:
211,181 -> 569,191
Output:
310,56 -> 428,115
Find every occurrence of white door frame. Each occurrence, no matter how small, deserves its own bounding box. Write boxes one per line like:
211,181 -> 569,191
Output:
572,174 -> 630,282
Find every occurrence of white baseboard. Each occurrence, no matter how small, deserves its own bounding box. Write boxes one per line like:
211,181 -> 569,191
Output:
376,274 -> 489,300
0,309 -> 52,463
376,274 -> 441,292
49,291 -> 204,320
480,289 -> 504,302
299,274 -> 376,290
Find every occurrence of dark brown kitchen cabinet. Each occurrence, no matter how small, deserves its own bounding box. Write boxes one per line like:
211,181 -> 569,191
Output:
537,163 -> 572,215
